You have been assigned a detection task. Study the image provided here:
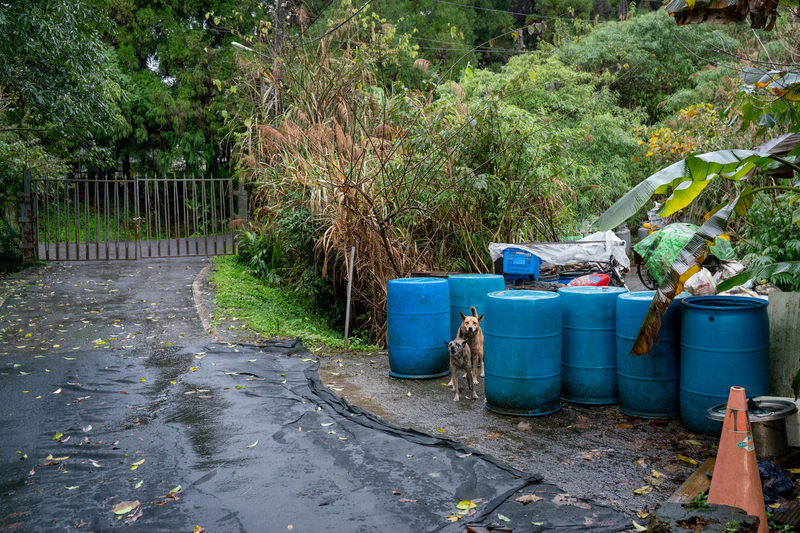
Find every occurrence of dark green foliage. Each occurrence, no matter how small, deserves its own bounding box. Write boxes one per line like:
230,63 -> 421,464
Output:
555,10 -> 742,122
0,0 -> 126,137
106,0 -> 267,175
0,215 -> 23,275
737,193 -> 800,291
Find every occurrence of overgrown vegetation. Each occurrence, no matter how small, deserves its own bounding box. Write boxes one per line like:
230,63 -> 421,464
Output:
219,4 -> 797,345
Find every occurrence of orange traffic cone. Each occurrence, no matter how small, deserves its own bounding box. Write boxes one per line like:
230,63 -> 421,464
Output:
707,386 -> 768,533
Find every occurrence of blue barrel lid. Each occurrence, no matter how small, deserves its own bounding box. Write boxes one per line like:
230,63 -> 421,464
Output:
487,289 -> 559,301
449,274 -> 504,280
619,291 -> 690,301
558,286 -> 628,295
390,277 -> 448,285
683,295 -> 767,310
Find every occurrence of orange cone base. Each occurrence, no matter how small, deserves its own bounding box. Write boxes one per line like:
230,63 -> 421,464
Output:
707,386 -> 768,533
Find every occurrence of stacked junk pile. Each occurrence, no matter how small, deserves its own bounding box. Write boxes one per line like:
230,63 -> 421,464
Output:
391,229 -> 800,533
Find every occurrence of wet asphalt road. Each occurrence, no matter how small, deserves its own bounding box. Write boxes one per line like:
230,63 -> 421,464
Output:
0,260 -> 718,530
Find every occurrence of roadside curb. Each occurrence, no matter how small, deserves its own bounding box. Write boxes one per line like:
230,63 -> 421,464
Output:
193,263 -> 221,343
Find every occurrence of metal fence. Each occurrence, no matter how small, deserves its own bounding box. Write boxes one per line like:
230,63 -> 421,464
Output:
33,176 -> 239,261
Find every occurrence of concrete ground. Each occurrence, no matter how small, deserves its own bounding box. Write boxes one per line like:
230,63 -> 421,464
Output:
0,259 -> 715,527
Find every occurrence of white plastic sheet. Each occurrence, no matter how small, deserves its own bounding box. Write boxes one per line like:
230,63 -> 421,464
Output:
488,231 -> 630,269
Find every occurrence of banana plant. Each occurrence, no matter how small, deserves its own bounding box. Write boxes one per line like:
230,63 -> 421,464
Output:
592,134 -> 800,355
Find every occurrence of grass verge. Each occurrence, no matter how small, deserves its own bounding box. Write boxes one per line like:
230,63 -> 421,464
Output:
210,255 -> 375,350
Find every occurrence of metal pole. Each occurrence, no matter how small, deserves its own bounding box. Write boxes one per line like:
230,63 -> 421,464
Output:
343,246 -> 356,352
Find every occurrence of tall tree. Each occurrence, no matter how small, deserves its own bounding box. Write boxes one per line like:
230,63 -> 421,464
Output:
0,0 -> 125,137
106,0 -> 267,176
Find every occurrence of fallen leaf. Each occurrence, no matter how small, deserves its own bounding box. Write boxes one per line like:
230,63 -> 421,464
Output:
82,425 -> 92,432
632,520 -> 647,531
235,385 -> 244,389
52,456 -> 69,461
246,441 -> 258,448
644,476 -> 662,486
532,522 -> 544,526
456,500 -> 476,510
677,454 -> 698,466
398,498 -> 417,503
169,484 -> 181,493
435,428 -> 445,433
132,459 -> 145,466
616,423 -> 633,429
53,433 -> 63,440
785,468 -> 800,474
684,439 -> 702,446
321,423 -> 334,427
65,485 -> 79,490
498,514 -> 511,522
112,501 -> 140,515
516,494 -> 543,504
636,510 -> 650,519
135,480 -> 143,489
392,491 -> 400,495
651,469 -> 665,479
53,388 -> 61,394
633,485 -> 653,495
193,526 -> 205,533
485,433 -> 501,439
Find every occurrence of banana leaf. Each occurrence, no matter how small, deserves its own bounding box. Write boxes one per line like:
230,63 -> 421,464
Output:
631,195 -> 747,355
717,261 -> 800,292
593,150 -> 778,232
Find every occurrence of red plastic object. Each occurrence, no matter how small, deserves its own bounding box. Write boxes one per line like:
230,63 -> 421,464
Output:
566,274 -> 610,287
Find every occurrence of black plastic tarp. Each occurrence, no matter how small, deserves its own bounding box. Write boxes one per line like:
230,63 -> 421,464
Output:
0,342 -> 629,532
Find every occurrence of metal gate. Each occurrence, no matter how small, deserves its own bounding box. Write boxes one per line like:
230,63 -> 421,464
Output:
32,176 -> 239,261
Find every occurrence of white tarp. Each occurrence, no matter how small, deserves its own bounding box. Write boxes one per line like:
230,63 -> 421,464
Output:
489,231 -> 630,269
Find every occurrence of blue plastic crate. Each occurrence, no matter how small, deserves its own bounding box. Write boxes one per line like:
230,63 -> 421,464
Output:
502,248 -> 541,281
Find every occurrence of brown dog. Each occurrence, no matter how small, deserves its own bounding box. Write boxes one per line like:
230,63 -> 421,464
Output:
447,306 -> 484,387
444,338 -> 477,401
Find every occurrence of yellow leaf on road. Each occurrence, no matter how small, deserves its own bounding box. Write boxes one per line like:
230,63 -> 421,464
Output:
633,486 -> 653,495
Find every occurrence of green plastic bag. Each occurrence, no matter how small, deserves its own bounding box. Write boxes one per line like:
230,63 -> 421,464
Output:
634,223 -> 735,284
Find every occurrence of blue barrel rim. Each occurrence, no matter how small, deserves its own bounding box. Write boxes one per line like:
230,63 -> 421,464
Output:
486,290 -> 560,300
388,369 -> 452,380
557,285 -> 628,295
485,403 -> 561,417
448,273 -> 505,281
390,277 -> 449,285
618,290 -> 690,301
682,295 -> 767,310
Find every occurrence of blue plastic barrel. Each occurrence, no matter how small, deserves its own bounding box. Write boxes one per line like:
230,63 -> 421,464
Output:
680,296 -> 770,434
448,274 -> 505,340
387,278 -> 451,379
483,290 -> 562,416
616,291 -> 687,419
559,286 -> 628,404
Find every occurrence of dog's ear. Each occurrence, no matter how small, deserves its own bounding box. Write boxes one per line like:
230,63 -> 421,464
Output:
444,341 -> 450,348
477,313 -> 484,324
459,311 -> 467,321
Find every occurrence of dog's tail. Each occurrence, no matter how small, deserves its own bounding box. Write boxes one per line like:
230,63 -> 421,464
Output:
470,306 -> 478,317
